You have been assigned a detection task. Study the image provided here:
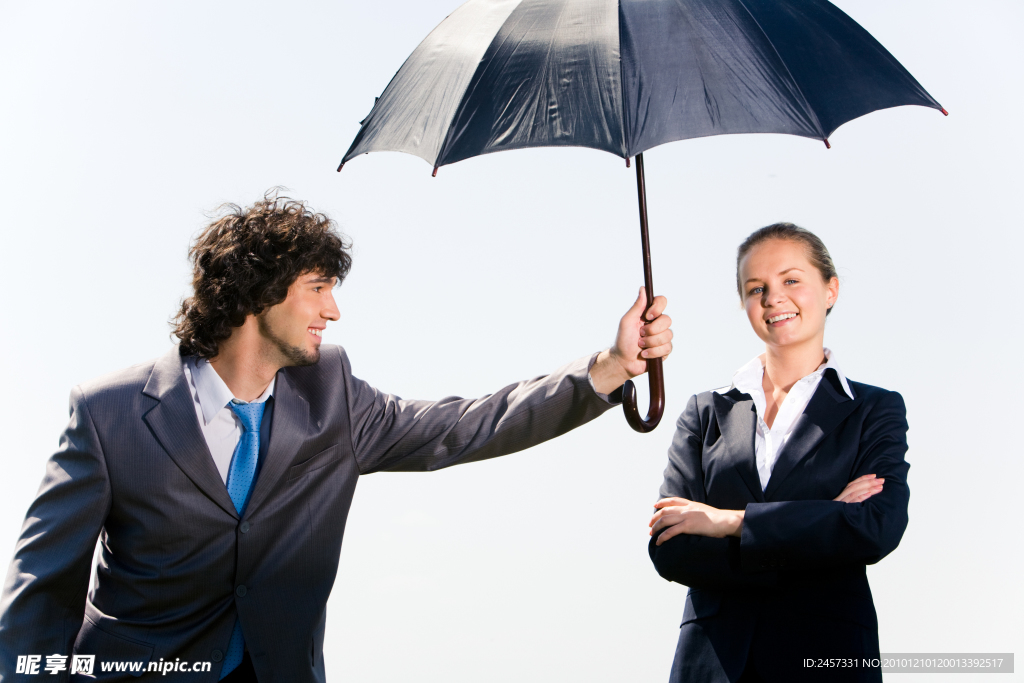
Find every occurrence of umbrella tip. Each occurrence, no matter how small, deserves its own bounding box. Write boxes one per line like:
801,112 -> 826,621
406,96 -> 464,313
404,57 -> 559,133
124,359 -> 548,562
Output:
941,108 -> 949,116
626,157 -> 631,168
337,162 -> 345,172
823,139 -> 831,150
432,166 -> 438,178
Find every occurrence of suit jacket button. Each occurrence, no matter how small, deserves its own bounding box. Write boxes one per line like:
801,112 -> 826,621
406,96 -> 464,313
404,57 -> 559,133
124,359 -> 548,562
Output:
240,522 -> 250,534
211,650 -> 223,663
236,585 -> 247,597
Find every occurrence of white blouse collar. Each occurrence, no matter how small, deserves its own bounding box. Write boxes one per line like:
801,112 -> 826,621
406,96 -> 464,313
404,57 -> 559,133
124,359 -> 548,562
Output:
716,348 -> 854,401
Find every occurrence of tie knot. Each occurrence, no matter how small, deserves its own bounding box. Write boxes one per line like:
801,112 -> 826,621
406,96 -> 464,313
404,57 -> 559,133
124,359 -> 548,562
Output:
229,401 -> 266,433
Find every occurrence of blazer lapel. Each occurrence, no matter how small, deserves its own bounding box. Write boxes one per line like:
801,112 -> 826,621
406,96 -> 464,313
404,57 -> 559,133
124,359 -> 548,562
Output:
142,348 -> 239,519
244,369 -> 309,517
763,369 -> 860,500
712,390 -> 765,503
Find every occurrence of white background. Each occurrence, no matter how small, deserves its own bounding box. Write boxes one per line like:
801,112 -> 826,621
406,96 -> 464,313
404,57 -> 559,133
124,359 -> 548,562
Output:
1,1 -> 1020,680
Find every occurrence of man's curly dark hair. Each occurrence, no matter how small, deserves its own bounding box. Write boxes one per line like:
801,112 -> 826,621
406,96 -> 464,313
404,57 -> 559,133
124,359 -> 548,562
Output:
173,191 -> 352,359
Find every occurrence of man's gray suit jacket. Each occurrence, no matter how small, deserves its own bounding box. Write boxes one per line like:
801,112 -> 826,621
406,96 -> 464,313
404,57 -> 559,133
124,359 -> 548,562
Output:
0,345 -> 614,682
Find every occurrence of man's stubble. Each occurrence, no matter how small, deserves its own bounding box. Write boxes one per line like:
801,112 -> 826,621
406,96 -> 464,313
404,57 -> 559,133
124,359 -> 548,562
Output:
257,314 -> 320,368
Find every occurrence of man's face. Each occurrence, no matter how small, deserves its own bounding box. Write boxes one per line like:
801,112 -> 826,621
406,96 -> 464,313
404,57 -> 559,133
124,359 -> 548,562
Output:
257,272 -> 339,367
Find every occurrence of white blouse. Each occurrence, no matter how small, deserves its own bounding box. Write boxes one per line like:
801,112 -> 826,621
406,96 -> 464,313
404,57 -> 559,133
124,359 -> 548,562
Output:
716,349 -> 854,490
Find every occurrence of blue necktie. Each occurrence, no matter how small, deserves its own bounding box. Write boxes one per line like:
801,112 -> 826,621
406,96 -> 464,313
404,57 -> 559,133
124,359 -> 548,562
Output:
221,400 -> 265,680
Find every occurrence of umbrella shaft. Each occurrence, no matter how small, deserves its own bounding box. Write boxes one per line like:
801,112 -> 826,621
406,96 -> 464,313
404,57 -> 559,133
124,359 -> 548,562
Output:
634,153 -> 655,313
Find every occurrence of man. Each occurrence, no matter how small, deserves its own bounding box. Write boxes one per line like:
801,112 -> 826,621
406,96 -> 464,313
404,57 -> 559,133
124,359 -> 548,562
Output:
0,194 -> 672,682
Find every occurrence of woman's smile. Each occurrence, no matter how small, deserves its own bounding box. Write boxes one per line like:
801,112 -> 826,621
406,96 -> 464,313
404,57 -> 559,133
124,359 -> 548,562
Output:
766,312 -> 798,326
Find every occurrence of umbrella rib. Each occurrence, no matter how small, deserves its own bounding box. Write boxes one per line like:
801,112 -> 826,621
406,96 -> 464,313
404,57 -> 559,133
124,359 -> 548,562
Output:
733,0 -> 828,141
532,0 -> 570,145
615,1 -> 628,157
670,0 -> 719,131
434,1 -> 530,168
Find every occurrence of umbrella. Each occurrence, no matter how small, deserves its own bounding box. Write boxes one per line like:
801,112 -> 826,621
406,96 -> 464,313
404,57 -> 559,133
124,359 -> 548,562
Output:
338,0 -> 945,433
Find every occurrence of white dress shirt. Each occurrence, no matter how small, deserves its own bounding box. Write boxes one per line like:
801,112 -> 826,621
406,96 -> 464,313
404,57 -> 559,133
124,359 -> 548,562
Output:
182,358 -> 275,484
716,349 -> 854,490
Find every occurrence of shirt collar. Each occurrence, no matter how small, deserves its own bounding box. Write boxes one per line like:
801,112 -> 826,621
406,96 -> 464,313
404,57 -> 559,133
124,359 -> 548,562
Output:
819,349 -> 854,400
190,358 -> 275,425
716,348 -> 854,401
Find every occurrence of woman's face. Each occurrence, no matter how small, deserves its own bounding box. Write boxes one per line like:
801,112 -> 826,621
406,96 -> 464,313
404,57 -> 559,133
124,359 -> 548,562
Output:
739,239 -> 839,351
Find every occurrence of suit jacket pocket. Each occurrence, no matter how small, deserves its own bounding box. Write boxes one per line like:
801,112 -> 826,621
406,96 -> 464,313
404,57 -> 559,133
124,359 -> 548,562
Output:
681,588 -> 721,625
74,616 -> 154,678
288,444 -> 344,482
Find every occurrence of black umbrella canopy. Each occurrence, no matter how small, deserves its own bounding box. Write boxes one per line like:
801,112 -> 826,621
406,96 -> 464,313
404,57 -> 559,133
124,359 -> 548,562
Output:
340,0 -> 944,432
342,0 -> 944,171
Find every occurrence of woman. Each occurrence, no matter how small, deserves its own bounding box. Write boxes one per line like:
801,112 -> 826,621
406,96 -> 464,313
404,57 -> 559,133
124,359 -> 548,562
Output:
648,223 -> 909,683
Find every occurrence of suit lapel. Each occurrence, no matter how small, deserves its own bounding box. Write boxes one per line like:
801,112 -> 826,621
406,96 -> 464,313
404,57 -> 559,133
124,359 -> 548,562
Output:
763,369 -> 860,500
142,348 -> 239,519
244,369 -> 309,517
712,390 -> 765,503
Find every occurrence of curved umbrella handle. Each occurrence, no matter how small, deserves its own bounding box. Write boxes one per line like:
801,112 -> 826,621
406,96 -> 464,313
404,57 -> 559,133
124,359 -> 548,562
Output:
622,152 -> 666,433
622,356 -> 665,432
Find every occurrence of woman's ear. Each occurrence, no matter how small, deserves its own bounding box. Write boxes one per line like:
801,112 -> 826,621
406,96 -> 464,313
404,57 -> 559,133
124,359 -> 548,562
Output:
826,276 -> 839,309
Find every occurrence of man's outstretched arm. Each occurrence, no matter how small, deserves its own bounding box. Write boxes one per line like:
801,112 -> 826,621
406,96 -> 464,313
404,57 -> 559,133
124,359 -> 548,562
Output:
348,288 -> 673,473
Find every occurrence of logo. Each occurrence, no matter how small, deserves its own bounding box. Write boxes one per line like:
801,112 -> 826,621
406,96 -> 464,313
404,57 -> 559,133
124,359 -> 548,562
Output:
15,655 -> 95,676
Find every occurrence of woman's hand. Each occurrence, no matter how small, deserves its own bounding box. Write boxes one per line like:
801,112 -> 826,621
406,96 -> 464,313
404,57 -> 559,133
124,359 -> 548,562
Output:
651,476 -> 884,545
833,474 -> 884,503
649,498 -> 744,545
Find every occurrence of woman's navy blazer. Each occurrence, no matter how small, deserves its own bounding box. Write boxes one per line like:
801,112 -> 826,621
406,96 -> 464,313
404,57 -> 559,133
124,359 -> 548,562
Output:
650,368 -> 910,683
